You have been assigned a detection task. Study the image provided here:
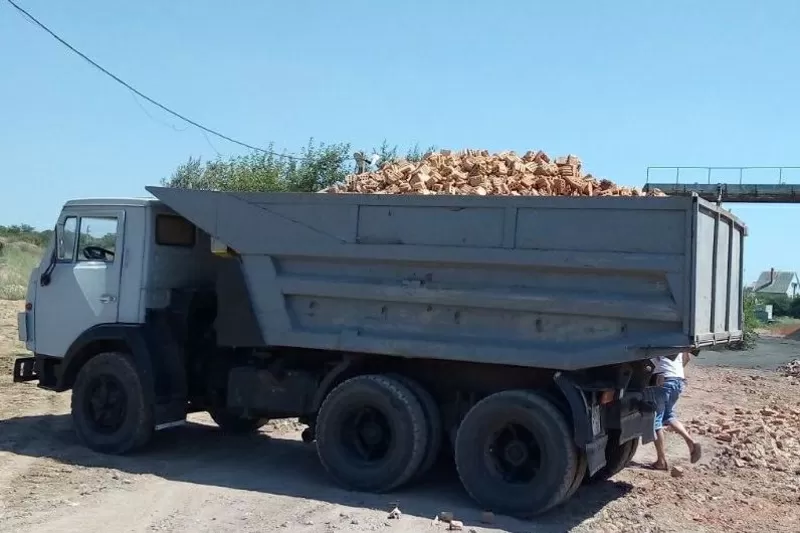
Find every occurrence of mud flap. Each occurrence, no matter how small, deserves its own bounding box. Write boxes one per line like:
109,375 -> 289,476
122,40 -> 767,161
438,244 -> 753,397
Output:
585,434 -> 610,477
639,385 -> 661,444
619,407 -> 656,445
640,409 -> 656,444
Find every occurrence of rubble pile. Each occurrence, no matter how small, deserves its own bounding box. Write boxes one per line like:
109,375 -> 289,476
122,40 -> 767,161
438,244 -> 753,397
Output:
778,359 -> 800,378
689,405 -> 800,474
326,150 -> 667,197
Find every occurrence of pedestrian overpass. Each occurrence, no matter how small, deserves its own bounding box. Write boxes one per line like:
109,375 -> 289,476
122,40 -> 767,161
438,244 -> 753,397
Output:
643,166 -> 800,203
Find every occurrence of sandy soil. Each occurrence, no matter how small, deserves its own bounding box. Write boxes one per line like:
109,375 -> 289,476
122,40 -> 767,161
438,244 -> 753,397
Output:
757,318 -> 800,340
1,299 -> 799,533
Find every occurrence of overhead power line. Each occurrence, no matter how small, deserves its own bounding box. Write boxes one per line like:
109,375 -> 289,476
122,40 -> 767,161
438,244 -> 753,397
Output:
5,0 -> 304,160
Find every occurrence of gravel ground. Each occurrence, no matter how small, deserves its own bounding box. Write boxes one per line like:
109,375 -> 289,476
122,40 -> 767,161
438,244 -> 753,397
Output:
2,300 -> 799,533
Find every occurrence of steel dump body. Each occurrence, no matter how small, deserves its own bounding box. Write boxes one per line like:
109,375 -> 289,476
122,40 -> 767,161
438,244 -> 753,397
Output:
147,187 -> 746,370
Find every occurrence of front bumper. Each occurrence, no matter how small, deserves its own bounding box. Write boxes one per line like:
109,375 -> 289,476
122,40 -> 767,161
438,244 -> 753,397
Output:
13,357 -> 38,383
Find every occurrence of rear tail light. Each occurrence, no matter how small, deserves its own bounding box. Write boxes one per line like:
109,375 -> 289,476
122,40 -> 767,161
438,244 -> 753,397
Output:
599,390 -> 615,405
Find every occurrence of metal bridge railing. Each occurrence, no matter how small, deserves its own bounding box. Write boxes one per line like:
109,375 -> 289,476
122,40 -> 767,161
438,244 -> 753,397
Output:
646,166 -> 800,186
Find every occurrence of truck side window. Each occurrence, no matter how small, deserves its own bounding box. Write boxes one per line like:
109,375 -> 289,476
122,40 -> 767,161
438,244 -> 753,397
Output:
155,215 -> 196,247
57,216 -> 78,261
77,216 -> 118,262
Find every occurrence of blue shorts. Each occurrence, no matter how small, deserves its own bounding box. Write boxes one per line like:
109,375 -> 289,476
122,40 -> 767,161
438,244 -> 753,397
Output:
653,377 -> 684,431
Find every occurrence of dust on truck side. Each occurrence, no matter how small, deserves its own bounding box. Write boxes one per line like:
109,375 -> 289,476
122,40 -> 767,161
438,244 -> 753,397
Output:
14,187 -> 746,517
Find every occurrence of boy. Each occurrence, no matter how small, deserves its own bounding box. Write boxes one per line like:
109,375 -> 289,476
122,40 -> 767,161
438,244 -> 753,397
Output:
651,351 -> 702,470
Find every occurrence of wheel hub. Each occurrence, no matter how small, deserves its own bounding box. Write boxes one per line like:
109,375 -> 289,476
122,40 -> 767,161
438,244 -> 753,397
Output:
84,374 -> 127,434
360,421 -> 383,447
487,422 -> 541,483
342,406 -> 392,462
503,440 -> 529,467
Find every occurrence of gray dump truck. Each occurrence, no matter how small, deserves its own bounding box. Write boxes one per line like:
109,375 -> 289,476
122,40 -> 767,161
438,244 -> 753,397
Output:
14,187 -> 746,517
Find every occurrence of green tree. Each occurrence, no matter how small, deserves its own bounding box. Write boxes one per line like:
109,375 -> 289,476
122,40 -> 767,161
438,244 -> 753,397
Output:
162,138 -> 438,192
405,143 -> 438,163
740,291 -> 761,349
163,140 -> 351,193
0,224 -> 52,247
757,294 -> 792,317
722,289 -> 761,351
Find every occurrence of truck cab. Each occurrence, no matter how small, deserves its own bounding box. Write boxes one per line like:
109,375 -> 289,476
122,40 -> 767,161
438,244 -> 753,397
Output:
15,198 -> 220,435
19,198 -> 205,358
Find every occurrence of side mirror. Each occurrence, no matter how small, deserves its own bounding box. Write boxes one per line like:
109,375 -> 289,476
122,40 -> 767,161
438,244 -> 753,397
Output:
40,223 -> 59,287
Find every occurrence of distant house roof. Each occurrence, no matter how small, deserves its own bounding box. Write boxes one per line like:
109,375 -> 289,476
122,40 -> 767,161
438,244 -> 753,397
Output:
753,270 -> 800,294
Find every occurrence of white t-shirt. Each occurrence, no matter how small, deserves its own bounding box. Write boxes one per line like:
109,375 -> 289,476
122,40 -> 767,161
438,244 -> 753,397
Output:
651,353 -> 685,379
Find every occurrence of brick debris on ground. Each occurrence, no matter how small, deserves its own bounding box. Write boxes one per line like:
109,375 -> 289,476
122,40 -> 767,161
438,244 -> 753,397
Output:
778,358 -> 800,378
690,405 -> 800,474
325,149 -> 668,197
581,368 -> 800,533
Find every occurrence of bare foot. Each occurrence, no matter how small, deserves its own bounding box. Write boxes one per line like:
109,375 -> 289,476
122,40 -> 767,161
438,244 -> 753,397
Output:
690,442 -> 702,464
650,460 -> 669,471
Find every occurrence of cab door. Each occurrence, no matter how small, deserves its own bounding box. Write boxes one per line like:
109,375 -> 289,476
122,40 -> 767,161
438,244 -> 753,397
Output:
34,209 -> 125,358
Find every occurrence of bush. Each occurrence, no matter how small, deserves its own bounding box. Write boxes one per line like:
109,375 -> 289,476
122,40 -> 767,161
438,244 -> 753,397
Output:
0,224 -> 52,247
728,292 -> 761,350
164,143 -> 350,193
162,139 -> 438,193
0,241 -> 42,300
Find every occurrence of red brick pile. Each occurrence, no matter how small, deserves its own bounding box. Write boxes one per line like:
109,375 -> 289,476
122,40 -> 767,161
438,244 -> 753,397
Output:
778,359 -> 800,378
690,405 -> 800,474
325,150 -> 666,197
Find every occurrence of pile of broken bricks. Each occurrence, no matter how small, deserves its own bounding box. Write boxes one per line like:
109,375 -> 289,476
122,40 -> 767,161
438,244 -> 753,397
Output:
325,149 -> 667,197
688,405 -> 800,474
778,359 -> 800,378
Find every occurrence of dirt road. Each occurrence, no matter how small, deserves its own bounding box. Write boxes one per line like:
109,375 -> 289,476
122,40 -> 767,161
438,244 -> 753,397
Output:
1,300 -> 799,533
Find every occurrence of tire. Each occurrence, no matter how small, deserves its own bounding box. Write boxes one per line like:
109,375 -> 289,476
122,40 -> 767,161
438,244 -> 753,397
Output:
209,409 -> 268,434
454,390 -> 578,517
71,352 -> 154,454
315,374 -> 428,493
563,451 -> 587,502
387,374 -> 443,481
622,436 -> 640,465
625,436 -> 640,462
586,433 -> 639,483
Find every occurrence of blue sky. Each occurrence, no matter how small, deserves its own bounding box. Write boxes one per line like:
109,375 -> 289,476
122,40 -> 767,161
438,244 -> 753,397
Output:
2,0 -> 799,282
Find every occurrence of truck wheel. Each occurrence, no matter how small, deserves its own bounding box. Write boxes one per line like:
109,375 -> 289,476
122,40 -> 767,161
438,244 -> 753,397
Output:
622,437 -> 639,465
209,410 -> 268,434
315,374 -> 428,493
387,374 -> 443,481
564,451 -> 587,502
71,352 -> 154,454
587,433 -> 639,483
455,390 -> 578,517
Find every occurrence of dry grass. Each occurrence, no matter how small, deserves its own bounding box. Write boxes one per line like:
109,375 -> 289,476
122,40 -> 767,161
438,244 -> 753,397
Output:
0,239 -> 41,300
0,299 -> 25,372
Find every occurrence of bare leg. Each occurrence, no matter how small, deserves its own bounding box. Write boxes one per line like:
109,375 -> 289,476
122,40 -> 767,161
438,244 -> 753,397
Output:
651,428 -> 668,470
667,419 -> 702,463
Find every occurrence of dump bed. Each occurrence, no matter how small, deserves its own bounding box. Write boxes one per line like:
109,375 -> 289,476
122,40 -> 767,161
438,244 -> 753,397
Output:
147,187 -> 746,370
